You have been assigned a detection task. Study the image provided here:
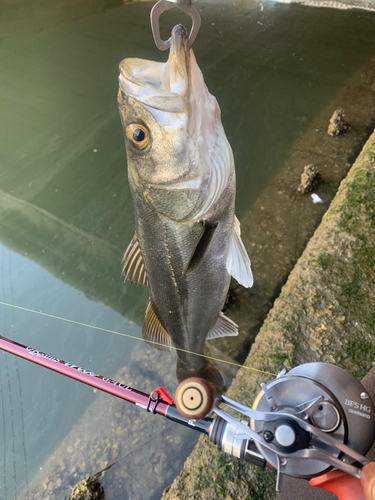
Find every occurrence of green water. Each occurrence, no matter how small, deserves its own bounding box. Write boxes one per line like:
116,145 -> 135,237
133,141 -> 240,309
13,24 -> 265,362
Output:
1,0 -> 375,498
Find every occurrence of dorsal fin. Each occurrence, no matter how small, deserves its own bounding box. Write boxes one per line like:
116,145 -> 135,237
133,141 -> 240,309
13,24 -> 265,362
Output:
226,216 -> 253,288
206,312 -> 238,341
184,221 -> 218,274
121,233 -> 149,287
142,302 -> 173,351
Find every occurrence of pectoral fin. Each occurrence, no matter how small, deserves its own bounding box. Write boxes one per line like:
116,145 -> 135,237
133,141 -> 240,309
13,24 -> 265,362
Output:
226,216 -> 253,288
206,312 -> 238,340
121,233 -> 149,287
184,221 -> 218,274
142,302 -> 173,351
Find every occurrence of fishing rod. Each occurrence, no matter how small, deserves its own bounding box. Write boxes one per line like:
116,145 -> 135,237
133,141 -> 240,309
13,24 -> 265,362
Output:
0,335 -> 209,435
1,333 -> 375,500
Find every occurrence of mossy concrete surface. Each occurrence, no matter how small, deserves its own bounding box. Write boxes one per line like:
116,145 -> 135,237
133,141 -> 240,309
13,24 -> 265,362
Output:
161,130 -> 375,500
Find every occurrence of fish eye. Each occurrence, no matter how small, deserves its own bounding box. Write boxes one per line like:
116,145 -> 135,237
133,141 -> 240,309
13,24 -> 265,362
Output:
126,124 -> 150,151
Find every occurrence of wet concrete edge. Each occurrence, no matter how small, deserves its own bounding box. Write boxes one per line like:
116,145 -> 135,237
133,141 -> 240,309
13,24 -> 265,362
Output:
161,128 -> 375,499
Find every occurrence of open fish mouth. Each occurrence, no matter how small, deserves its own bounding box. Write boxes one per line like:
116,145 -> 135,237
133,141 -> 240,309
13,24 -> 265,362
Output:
119,62 -> 184,116
118,24 -> 189,118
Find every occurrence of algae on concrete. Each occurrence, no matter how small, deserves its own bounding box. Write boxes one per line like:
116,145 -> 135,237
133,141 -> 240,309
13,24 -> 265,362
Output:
161,130 -> 375,499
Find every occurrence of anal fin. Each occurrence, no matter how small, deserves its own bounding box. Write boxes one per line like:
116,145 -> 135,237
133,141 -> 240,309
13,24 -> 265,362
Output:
142,302 -> 172,351
121,233 -> 148,287
176,358 -> 225,388
226,216 -> 253,288
206,312 -> 238,340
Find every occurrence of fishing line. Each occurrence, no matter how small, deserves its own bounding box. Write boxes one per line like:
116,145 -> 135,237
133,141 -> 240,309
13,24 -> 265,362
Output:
15,361 -> 30,500
97,425 -> 178,477
1,247 -> 9,500
8,250 -> 30,499
0,379 -> 8,500
3,326 -> 18,497
5,354 -> 18,499
0,301 -> 277,377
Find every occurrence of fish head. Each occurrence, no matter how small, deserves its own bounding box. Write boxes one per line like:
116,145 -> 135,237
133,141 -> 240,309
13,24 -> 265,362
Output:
118,25 -> 233,222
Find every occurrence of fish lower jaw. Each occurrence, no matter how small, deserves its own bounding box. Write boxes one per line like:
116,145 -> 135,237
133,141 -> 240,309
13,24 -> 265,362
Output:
145,176 -> 202,191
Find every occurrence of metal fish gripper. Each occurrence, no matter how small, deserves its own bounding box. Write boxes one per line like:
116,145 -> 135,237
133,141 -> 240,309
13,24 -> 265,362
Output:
150,0 -> 202,50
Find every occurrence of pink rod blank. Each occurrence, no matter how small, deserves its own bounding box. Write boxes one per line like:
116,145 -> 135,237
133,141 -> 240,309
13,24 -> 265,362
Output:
0,335 -> 170,416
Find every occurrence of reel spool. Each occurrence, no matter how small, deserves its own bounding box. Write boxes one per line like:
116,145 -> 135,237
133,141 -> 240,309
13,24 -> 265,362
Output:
251,362 -> 375,479
175,377 -> 221,420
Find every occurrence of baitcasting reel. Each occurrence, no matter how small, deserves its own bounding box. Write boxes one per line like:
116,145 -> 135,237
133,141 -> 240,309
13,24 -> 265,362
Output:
175,363 -> 375,491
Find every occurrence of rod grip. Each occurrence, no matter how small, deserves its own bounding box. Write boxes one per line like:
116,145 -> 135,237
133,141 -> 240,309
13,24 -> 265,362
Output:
309,470 -> 365,500
361,463 -> 375,500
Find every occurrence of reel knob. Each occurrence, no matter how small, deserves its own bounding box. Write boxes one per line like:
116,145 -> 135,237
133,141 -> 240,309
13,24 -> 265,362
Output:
175,377 -> 221,420
275,424 -> 296,447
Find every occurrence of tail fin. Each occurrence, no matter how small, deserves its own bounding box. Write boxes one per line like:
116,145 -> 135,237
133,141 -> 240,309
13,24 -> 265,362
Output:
176,358 -> 225,389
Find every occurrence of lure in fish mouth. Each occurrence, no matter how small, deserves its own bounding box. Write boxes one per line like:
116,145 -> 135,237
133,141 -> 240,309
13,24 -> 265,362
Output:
118,24 -> 253,387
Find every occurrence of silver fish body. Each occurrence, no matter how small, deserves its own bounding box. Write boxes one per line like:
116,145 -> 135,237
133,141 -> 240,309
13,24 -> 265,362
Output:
118,25 -> 252,385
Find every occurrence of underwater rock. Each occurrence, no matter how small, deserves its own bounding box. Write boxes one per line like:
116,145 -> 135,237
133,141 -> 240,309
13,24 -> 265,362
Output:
327,108 -> 348,136
68,474 -> 105,500
68,463 -> 115,500
298,164 -> 321,193
68,471 -> 105,500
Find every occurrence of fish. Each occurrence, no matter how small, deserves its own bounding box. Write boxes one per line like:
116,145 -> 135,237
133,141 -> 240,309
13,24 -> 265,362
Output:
118,24 -> 253,387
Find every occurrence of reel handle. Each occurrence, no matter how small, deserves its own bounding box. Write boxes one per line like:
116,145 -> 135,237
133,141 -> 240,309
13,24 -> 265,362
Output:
175,377 -> 221,420
309,464 -> 375,500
